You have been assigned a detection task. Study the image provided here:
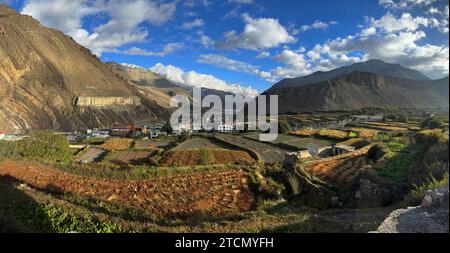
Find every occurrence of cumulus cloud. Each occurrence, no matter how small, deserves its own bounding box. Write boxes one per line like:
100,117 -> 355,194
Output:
117,43 -> 184,56
256,51 -> 270,59
21,0 -> 178,55
228,0 -> 253,4
369,12 -> 429,32
22,0 -> 95,32
215,13 -> 296,50
198,54 -> 272,80
150,63 -> 259,97
271,50 -> 312,79
181,18 -> 204,30
379,0 -> 437,9
300,20 -> 338,32
196,31 -> 214,48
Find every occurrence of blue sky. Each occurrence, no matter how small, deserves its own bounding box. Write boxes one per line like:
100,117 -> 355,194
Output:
2,0 -> 449,96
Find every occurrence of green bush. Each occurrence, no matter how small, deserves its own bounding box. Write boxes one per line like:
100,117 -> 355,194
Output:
198,149 -> 213,165
421,117 -> 445,129
0,131 -> 71,163
407,173 -> 449,205
15,203 -> 126,233
278,119 -> 292,134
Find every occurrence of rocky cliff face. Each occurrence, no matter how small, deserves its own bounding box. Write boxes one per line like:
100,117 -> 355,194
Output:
76,96 -> 141,107
0,5 -> 169,132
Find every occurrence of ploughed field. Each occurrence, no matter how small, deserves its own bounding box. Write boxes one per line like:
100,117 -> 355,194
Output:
160,149 -> 253,167
0,161 -> 255,218
109,150 -> 157,165
172,138 -> 231,150
244,133 -> 332,151
101,138 -> 134,150
216,134 -> 290,163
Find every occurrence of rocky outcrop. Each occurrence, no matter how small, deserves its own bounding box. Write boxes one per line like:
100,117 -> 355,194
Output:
339,171 -> 408,208
374,185 -> 449,233
76,96 -> 141,107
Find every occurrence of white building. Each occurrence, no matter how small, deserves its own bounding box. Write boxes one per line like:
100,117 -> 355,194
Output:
0,131 -> 5,140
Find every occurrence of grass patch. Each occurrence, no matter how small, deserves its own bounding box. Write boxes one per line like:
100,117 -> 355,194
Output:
14,202 -> 126,233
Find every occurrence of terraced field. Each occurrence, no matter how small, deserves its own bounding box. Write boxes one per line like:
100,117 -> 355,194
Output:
101,138 -> 134,151
245,133 -> 332,151
0,161 -> 254,218
305,146 -> 371,186
173,137 -> 231,150
76,147 -> 107,163
216,134 -> 290,163
160,149 -> 253,167
109,151 -> 157,165
134,140 -> 171,149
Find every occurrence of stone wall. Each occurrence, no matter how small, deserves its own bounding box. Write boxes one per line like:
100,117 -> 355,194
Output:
76,96 -> 141,107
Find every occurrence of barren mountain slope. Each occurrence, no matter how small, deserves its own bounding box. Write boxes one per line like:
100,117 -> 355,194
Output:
0,5 -> 169,132
264,70 -> 449,113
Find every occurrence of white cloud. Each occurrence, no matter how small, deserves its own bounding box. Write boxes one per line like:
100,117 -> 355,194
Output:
22,0 -> 177,55
121,63 -> 145,69
256,51 -> 270,59
198,54 -> 272,80
369,12 -> 429,33
360,27 -> 377,37
215,13 -> 296,50
300,20 -> 338,32
118,43 -> 184,56
150,63 -> 259,97
271,50 -> 313,79
379,0 -> 437,9
181,18 -> 204,30
197,31 -> 214,48
228,0 -> 253,4
22,0 -> 95,32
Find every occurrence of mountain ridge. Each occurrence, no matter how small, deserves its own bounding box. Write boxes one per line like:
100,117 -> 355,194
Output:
272,59 -> 432,89
263,70 -> 449,113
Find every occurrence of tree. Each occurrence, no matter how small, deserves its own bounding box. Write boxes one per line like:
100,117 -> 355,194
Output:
397,114 -> 408,123
278,119 -> 292,134
421,117 -> 444,129
161,123 -> 173,134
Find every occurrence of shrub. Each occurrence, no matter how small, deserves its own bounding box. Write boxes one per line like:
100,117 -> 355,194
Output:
366,144 -> 387,162
0,131 -> 71,163
278,119 -> 292,134
21,131 -> 72,163
161,123 -> 173,134
421,117 -> 445,129
397,114 -> 408,123
198,149 -> 212,165
407,173 -> 449,205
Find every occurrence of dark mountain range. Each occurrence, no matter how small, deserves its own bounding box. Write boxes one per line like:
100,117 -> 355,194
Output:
263,67 -> 449,113
272,59 -> 431,89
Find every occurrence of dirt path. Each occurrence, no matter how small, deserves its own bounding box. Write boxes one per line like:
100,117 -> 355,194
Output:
0,161 -> 254,217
